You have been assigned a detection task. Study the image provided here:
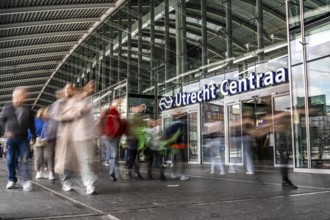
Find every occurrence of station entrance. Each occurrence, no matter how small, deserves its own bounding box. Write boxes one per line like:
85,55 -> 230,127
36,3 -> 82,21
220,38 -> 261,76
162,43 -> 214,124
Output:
226,85 -> 293,168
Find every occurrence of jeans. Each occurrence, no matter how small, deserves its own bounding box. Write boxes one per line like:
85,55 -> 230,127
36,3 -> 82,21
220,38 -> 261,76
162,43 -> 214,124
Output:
6,137 -> 30,182
242,135 -> 254,173
102,136 -> 119,176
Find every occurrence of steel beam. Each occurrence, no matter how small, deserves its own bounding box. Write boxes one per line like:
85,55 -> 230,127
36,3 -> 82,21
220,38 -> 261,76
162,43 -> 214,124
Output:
150,0 -> 155,86
0,30 -> 86,43
138,0 -> 143,93
0,61 -> 59,71
0,41 -> 77,53
0,51 -> 67,62
0,76 -> 49,85
0,3 -> 116,15
0,69 -> 54,78
0,18 -> 100,31
176,1 -> 183,79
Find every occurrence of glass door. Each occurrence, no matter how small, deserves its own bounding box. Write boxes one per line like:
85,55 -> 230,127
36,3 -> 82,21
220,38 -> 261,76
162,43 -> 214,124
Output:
227,103 -> 243,165
161,104 -> 201,164
273,94 -> 293,167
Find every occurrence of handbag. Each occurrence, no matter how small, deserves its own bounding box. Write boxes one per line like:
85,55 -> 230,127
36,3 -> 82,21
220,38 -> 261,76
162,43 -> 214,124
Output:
33,137 -> 45,148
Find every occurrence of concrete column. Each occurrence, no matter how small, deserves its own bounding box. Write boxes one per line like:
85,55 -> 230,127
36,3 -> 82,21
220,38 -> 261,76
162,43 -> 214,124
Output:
109,25 -> 113,86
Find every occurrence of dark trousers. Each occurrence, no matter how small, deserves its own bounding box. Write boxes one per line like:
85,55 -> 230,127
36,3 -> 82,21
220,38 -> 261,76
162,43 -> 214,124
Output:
145,148 -> 165,177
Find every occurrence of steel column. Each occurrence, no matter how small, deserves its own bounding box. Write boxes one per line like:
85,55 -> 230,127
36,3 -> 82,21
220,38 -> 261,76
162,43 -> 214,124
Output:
127,2 -> 132,83
181,0 -> 187,74
138,0 -> 143,93
109,25 -> 114,86
256,0 -> 265,62
226,0 -> 233,68
150,0 -> 155,88
175,1 -> 183,80
118,13 -> 122,83
201,0 -> 208,76
165,0 -> 170,88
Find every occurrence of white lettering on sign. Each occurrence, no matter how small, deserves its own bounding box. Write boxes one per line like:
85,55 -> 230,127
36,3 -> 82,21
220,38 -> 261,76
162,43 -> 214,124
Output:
159,67 -> 288,110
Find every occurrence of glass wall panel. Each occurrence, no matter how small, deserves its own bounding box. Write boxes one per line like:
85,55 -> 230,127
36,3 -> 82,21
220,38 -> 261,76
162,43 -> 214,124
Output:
291,64 -> 307,168
228,104 -> 242,164
307,57 -> 330,168
306,22 -> 330,61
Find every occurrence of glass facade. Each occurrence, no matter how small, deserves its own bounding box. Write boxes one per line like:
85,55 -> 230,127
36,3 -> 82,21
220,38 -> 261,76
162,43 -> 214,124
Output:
289,0 -> 330,170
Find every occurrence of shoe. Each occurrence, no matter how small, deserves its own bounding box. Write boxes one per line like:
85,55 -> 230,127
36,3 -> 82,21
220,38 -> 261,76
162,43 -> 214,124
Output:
180,175 -> 189,181
160,174 -> 167,181
49,172 -> 55,180
228,170 -> 236,174
170,174 -> 179,179
246,171 -> 254,175
146,173 -> 154,180
86,184 -> 96,195
220,172 -> 225,175
110,173 -> 117,181
135,173 -> 144,180
62,181 -> 72,191
282,180 -> 298,189
36,171 -> 42,179
210,170 -> 215,174
22,180 -> 32,192
162,162 -> 168,167
127,171 -> 134,179
103,161 -> 109,167
6,181 -> 16,189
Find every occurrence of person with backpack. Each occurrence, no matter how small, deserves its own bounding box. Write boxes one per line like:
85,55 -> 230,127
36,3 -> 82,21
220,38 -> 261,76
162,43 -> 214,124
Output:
97,99 -> 125,181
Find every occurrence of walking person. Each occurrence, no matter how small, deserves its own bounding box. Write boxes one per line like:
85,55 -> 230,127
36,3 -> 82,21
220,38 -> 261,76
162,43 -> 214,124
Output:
97,99 -> 125,181
0,86 -> 36,191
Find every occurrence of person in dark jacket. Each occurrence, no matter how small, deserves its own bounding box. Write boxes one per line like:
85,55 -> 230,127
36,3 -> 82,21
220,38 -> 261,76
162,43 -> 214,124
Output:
0,86 -> 36,191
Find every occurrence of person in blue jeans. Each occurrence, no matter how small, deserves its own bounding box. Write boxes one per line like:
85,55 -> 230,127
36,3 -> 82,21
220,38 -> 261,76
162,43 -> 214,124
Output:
0,86 -> 36,191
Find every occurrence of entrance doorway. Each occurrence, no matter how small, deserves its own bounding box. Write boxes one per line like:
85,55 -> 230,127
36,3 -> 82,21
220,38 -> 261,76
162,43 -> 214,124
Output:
242,96 -> 273,165
226,91 -> 293,168
161,104 -> 201,164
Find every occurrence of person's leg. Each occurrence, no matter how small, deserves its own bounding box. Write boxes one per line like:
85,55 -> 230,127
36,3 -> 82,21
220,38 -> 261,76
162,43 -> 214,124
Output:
18,138 -> 31,182
243,136 -> 254,174
74,140 -> 97,189
44,139 -> 55,179
6,138 -> 18,184
109,138 -> 119,178
34,147 -> 43,173
102,136 -> 110,166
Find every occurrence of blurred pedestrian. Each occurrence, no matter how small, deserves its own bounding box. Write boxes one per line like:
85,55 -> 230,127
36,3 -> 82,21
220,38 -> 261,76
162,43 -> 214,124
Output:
0,86 -> 36,191
255,111 -> 297,189
97,99 -> 125,181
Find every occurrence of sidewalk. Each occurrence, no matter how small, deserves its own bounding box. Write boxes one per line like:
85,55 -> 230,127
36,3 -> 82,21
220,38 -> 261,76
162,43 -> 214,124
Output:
1,159 -> 330,220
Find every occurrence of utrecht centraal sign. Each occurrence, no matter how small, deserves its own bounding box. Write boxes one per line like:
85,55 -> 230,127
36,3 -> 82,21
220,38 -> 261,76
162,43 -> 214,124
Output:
159,67 -> 288,111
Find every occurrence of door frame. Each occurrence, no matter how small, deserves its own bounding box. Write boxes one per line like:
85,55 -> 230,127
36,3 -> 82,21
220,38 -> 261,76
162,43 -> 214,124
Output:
224,84 -> 290,167
272,92 -> 294,168
161,103 -> 201,164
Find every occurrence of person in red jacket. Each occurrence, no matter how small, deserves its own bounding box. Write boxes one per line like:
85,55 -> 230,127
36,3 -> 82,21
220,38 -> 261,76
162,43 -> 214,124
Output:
97,99 -> 123,181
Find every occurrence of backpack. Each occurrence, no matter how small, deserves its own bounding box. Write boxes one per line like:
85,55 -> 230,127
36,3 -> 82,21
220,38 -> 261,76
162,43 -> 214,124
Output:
104,107 -> 125,138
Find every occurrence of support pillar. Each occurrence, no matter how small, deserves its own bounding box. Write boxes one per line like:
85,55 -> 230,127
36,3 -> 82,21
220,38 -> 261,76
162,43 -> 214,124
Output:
165,0 -> 170,88
257,0 -> 264,62
201,0 -> 208,76
175,1 -> 183,81
226,0 -> 233,68
138,0 -> 143,93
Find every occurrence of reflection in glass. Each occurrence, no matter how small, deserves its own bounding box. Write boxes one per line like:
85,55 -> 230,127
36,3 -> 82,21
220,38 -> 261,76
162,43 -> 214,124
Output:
307,57 -> 330,168
228,104 -> 242,163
